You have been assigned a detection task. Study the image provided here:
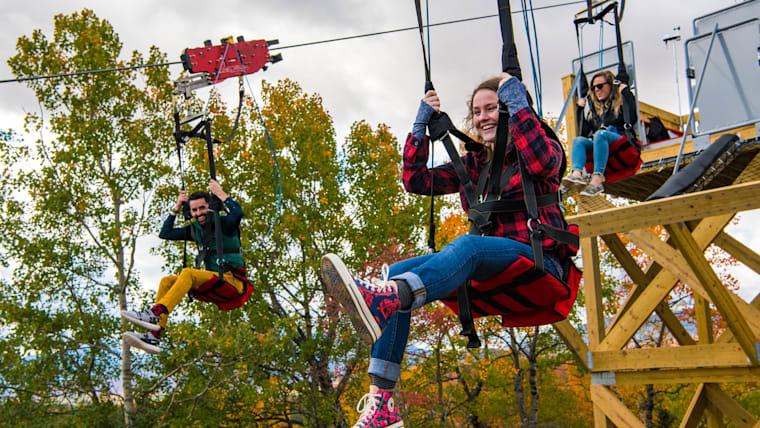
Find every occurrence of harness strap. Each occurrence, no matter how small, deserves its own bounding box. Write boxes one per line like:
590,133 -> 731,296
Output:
469,192 -> 559,215
430,115 -> 493,233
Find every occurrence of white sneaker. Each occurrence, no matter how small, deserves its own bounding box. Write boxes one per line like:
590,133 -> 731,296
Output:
123,331 -> 161,354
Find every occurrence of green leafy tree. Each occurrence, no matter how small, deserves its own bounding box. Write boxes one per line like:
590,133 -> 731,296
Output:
127,79 -> 433,427
0,9 -> 172,426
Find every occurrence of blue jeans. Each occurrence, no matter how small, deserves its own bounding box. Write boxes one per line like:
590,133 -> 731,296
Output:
570,129 -> 622,176
368,234 -> 561,382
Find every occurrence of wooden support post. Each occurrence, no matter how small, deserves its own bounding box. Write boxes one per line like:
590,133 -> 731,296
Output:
655,302 -> 697,345
553,320 -> 590,370
601,233 -> 651,334
704,384 -> 758,427
590,385 -> 646,428
680,384 -> 708,428
714,231 -> 760,275
717,293 -> 760,344
561,74 -> 579,141
706,402 -> 726,428
666,223 -> 759,364
696,294 -> 714,345
582,237 -> 606,347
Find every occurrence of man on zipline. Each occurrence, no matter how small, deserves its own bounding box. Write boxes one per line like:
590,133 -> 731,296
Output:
122,179 -> 250,354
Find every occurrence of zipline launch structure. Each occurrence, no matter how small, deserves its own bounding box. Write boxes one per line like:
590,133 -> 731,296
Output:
555,1 -> 760,425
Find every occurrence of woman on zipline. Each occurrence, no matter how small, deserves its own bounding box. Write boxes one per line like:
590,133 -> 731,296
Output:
562,69 -> 638,196
322,72 -> 574,428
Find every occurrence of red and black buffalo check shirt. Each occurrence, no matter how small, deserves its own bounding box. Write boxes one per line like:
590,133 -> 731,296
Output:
403,108 -> 573,260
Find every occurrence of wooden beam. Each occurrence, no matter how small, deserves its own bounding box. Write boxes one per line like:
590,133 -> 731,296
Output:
696,294 -> 714,345
640,101 -> 681,132
614,367 -> 760,385
599,215 -> 733,351
566,180 -> 760,238
593,405 -> 615,428
704,384 -> 758,428
590,385 -> 646,428
553,320 -> 590,371
626,228 -> 701,288
590,343 -> 750,372
598,268 -> 678,351
714,232 -> 760,276
601,233 -> 651,333
601,233 -> 650,286
583,236 -> 606,347
680,384 -> 708,428
706,402 -> 726,428
561,74 -> 579,140
655,302 -> 697,346
717,292 -> 760,344
666,223 -> 759,364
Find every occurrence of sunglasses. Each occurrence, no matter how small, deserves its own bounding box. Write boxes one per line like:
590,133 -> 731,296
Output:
592,82 -> 610,90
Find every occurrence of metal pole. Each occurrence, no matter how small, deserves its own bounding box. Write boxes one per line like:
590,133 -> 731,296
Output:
674,23 -> 718,175
663,27 -> 683,133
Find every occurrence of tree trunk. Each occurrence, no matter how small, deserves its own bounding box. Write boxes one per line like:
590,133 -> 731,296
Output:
527,327 -> 540,427
640,384 -> 655,428
510,328 -> 528,424
436,335 -> 447,426
114,197 -> 136,425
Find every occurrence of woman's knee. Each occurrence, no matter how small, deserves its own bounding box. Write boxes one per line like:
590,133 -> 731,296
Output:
449,234 -> 479,252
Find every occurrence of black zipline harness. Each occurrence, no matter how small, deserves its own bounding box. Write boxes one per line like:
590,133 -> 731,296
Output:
414,0 -> 580,348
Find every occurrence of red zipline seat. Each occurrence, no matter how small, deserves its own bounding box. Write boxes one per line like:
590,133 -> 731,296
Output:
441,255 -> 582,328
585,134 -> 642,183
190,266 -> 253,311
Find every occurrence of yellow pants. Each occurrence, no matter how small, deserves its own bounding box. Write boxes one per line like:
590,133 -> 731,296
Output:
155,268 -> 243,328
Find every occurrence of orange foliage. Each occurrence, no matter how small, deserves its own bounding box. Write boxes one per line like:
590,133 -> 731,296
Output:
436,211 -> 468,249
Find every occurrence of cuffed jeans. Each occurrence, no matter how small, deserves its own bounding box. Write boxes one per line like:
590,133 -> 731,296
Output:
368,234 -> 561,382
570,129 -> 622,176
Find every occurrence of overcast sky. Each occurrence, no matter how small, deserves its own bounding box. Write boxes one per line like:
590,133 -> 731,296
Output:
1,0 -> 758,300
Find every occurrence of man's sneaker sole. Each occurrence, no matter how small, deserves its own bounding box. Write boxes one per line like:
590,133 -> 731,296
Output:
123,332 -> 160,354
320,254 -> 381,344
121,310 -> 161,332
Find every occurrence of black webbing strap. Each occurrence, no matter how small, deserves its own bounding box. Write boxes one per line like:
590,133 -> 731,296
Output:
414,0 -> 433,92
572,20 -> 589,99
469,192 -> 559,215
211,200 -> 225,279
611,3 -> 629,85
497,0 -> 522,81
435,126 -> 493,233
457,279 -> 480,348
415,0 -> 437,251
620,87 -> 638,144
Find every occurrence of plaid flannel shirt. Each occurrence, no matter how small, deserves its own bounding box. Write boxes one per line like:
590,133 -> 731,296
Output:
403,108 -> 572,259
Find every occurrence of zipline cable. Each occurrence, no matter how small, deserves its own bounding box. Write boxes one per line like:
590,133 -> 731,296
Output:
240,74 -> 283,252
0,0 -> 586,84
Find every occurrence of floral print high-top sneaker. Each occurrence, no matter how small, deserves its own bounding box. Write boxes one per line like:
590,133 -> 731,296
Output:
353,389 -> 403,428
321,254 -> 401,344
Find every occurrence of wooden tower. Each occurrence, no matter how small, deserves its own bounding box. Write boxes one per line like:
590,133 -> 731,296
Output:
554,73 -> 760,427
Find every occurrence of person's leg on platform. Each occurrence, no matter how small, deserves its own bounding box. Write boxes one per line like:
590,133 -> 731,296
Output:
562,136 -> 592,193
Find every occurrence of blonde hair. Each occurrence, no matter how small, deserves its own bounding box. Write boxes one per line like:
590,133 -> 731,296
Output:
588,70 -> 622,117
